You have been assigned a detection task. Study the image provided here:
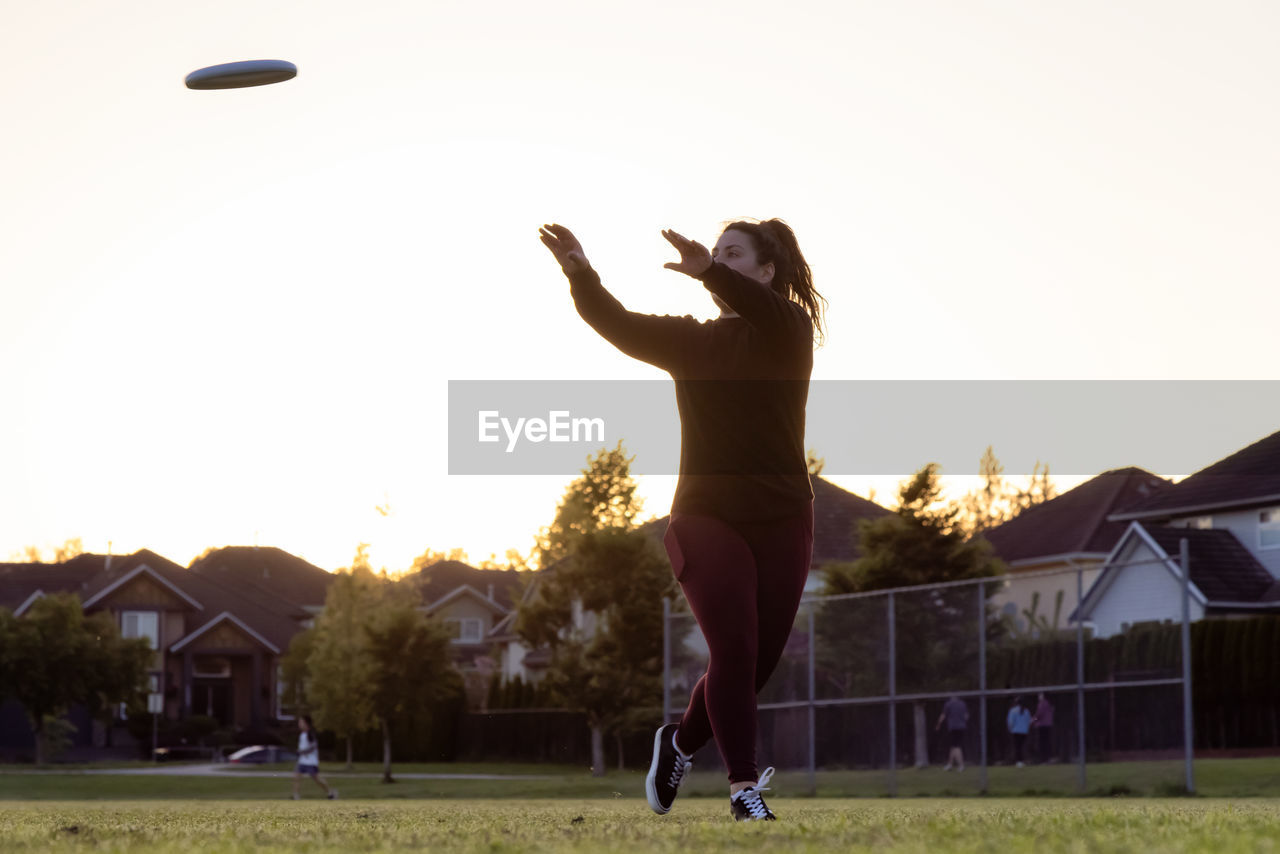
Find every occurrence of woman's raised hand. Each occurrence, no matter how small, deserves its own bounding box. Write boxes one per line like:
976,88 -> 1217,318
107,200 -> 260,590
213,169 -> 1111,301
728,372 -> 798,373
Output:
539,224 -> 591,275
662,229 -> 713,278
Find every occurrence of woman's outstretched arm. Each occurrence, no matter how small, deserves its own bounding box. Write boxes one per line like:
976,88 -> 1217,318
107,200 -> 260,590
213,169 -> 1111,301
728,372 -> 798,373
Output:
662,229 -> 811,346
540,223 -> 696,372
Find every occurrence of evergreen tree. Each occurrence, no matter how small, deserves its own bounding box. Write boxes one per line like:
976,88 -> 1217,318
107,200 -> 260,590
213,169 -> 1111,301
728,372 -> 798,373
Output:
820,464 -> 1005,768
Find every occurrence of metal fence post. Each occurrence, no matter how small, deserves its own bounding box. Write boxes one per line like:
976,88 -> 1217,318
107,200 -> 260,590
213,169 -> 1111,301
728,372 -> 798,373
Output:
662,597 -> 671,724
807,604 -> 817,796
1076,565 -> 1087,792
1180,538 -> 1196,794
977,580 -> 988,793
888,590 -> 897,797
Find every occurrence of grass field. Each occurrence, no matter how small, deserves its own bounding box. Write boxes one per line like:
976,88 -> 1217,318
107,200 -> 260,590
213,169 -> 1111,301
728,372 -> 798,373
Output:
5,757 -> 1280,799
3,799 -> 1280,853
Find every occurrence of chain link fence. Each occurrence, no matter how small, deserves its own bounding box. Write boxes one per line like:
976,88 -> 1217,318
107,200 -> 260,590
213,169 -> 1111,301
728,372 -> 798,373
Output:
662,541 -> 1196,795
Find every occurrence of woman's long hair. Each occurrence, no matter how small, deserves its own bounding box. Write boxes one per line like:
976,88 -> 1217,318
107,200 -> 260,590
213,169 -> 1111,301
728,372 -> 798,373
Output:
721,218 -> 827,344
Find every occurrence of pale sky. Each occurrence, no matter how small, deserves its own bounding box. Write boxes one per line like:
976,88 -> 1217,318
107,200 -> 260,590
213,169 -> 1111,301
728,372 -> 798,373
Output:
3,1 -> 1278,571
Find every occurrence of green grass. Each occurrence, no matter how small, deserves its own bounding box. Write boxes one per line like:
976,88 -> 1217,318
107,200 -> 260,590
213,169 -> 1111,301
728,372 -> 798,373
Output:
5,757 -> 1280,800
2,799 -> 1280,853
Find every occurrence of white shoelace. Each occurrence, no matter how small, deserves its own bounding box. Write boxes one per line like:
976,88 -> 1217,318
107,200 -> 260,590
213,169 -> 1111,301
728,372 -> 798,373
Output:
737,766 -> 775,819
668,745 -> 692,788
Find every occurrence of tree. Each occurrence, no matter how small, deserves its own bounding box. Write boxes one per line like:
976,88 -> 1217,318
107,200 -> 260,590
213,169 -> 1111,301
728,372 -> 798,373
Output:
279,624 -> 316,723
515,444 -> 673,775
8,538 -> 85,563
821,464 -> 1005,769
0,594 -> 150,764
520,528 -> 675,775
304,565 -> 379,768
409,547 -> 470,573
533,441 -> 643,569
284,548 -> 463,777
363,594 -> 462,782
955,446 -> 1057,536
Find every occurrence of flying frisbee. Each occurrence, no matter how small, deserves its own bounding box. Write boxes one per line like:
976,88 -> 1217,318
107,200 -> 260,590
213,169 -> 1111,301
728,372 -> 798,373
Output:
185,59 -> 297,90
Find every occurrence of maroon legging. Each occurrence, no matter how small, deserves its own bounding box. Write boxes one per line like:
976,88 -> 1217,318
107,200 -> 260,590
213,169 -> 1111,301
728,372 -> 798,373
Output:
663,505 -> 814,783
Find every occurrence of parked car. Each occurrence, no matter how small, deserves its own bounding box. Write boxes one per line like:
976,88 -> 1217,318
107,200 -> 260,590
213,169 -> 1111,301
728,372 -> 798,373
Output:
226,745 -> 297,764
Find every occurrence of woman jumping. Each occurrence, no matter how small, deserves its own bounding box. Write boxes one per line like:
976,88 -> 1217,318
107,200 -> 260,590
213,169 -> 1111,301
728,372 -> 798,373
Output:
540,219 -> 823,822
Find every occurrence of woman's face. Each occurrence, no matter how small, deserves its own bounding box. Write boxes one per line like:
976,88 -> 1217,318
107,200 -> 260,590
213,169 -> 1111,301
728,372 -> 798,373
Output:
712,230 -> 774,285
300,718 -> 310,732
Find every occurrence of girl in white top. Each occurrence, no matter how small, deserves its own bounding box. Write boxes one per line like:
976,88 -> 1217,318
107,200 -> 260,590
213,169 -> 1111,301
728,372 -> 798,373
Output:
292,715 -> 337,800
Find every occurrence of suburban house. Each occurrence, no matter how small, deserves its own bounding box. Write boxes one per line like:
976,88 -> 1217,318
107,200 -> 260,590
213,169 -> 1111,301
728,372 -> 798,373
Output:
0,548 -> 317,758
982,468 -> 1173,633
1,546 -> 539,756
490,475 -> 891,685
398,560 -> 525,707
1072,429 -> 1280,636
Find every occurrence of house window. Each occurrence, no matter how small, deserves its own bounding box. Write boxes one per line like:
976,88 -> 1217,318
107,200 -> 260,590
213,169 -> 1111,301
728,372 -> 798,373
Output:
1188,516 -> 1213,530
446,618 -> 483,644
121,611 -> 160,649
1261,509 -> 1280,549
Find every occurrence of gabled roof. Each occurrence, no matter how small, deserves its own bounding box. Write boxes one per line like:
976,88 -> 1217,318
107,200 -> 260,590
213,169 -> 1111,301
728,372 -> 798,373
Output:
402,560 -> 524,610
1110,429 -> 1280,521
170,611 -> 282,654
76,550 -> 308,652
985,468 -> 1173,564
13,589 -> 47,616
1,549 -> 309,654
81,560 -> 204,611
188,546 -> 335,609
1141,526 -> 1280,603
1075,523 -> 1280,620
423,584 -> 511,617
0,561 -> 99,610
809,476 -> 893,566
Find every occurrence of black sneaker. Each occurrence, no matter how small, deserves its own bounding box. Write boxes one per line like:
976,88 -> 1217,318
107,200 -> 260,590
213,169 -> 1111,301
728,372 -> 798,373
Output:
729,767 -> 777,822
645,723 -> 692,815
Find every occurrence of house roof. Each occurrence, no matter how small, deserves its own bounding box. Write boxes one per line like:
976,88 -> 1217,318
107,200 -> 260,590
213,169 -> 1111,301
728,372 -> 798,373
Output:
639,476 -> 891,568
1075,523 -> 1280,621
1140,526 -> 1280,604
81,561 -> 204,611
2,549 -> 310,653
984,468 -> 1173,564
0,561 -> 100,609
402,560 -> 525,610
1110,429 -> 1280,521
424,584 -> 511,617
188,546 -> 335,609
170,611 -> 282,654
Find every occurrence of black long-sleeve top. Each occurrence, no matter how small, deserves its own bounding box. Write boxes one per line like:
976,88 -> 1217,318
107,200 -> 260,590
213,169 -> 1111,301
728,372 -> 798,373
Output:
568,262 -> 814,523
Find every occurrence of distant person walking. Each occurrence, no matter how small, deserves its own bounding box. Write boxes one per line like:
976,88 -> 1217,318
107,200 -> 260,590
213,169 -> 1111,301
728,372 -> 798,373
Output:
1032,692 -> 1055,763
1007,697 -> 1032,767
936,696 -> 969,771
292,715 -> 337,800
